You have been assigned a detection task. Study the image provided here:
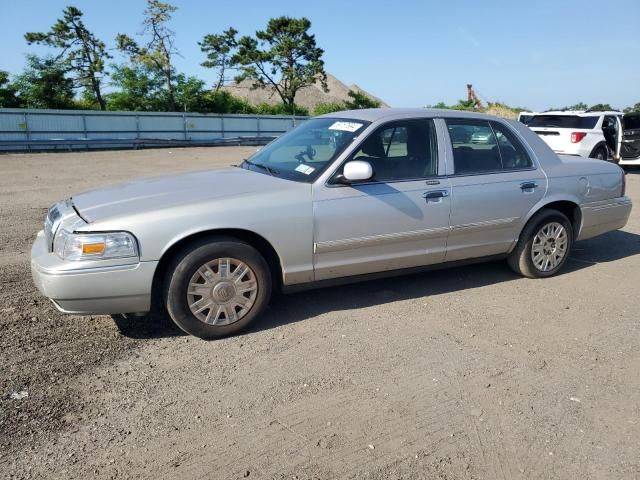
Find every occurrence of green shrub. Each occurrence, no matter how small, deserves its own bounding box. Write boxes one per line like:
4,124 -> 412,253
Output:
253,102 -> 309,116
313,102 -> 345,115
204,90 -> 255,114
344,90 -> 380,109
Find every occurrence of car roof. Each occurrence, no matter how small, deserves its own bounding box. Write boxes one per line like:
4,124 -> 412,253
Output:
318,108 -> 508,123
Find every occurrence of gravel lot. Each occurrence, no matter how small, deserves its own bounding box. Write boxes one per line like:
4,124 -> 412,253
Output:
1,147 -> 639,479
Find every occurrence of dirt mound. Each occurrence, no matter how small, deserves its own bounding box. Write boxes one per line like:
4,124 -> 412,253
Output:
221,73 -> 389,110
485,103 -> 519,119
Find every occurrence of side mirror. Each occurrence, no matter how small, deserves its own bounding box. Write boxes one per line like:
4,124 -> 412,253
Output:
342,160 -> 373,183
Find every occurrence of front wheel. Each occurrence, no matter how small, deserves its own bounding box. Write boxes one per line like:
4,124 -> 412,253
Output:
164,238 -> 272,339
507,210 -> 573,278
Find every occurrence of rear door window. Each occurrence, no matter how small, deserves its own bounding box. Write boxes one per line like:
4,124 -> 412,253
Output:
445,120 -> 501,174
491,122 -> 533,170
446,119 -> 532,174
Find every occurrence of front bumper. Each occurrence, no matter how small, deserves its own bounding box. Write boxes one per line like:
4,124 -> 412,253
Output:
578,196 -> 633,241
31,231 -> 158,314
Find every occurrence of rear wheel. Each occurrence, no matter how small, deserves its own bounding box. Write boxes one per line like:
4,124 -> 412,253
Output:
507,210 -> 573,278
164,237 -> 272,339
590,146 -> 608,161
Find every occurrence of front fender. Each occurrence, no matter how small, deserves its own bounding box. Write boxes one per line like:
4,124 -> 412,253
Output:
81,189 -> 315,286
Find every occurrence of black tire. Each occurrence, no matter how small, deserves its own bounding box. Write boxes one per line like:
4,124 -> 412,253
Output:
163,237 -> 272,340
590,145 -> 608,161
507,209 -> 574,279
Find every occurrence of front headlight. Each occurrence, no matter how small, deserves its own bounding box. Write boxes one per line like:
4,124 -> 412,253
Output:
53,230 -> 139,261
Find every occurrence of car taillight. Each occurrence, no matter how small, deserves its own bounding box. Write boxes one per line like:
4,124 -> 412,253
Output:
571,132 -> 587,143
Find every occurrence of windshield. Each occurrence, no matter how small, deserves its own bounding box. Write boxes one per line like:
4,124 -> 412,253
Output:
241,118 -> 368,182
528,115 -> 598,129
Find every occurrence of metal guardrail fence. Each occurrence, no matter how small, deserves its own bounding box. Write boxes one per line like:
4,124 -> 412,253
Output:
0,108 -> 309,152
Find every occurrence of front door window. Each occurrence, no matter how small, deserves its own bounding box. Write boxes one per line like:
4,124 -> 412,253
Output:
348,119 -> 438,181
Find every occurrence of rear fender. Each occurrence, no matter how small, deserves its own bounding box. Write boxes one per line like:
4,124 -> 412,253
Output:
510,194 -> 583,252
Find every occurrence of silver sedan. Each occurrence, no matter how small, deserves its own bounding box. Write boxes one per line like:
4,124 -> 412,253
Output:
31,109 -> 632,339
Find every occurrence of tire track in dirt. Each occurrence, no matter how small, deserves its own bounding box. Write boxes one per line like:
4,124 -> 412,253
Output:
174,345 -> 467,478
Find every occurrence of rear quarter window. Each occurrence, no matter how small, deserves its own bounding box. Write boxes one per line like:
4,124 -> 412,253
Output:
491,122 -> 533,170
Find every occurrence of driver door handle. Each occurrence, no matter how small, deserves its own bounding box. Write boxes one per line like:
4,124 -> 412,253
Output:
423,190 -> 449,201
520,182 -> 538,190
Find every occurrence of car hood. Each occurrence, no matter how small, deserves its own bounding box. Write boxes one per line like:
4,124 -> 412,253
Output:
72,167 -> 302,223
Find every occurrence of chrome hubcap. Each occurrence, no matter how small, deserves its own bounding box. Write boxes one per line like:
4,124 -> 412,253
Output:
187,257 -> 258,326
531,222 -> 568,272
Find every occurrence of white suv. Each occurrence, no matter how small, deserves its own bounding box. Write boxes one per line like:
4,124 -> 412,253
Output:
527,111 -> 622,161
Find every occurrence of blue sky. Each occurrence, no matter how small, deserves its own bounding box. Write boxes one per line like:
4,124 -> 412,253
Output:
2,0 -> 639,111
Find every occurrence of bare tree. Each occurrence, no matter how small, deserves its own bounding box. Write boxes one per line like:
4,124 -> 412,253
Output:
116,0 -> 179,111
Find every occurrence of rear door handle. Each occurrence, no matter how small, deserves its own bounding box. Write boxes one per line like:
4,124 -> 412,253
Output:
520,182 -> 538,190
423,190 -> 449,200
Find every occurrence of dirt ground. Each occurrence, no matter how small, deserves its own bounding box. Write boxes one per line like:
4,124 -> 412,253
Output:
1,147 -> 639,480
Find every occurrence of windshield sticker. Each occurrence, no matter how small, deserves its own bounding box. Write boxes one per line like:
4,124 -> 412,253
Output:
328,121 -> 363,132
295,164 -> 315,175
